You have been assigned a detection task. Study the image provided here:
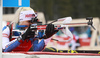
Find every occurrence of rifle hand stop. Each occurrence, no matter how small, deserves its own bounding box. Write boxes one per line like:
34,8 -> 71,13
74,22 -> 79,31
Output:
86,17 -> 96,30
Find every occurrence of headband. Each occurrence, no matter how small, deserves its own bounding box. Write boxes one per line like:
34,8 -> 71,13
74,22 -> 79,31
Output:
19,10 -> 36,22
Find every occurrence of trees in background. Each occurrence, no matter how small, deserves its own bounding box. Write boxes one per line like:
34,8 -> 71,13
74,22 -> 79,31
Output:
30,0 -> 100,21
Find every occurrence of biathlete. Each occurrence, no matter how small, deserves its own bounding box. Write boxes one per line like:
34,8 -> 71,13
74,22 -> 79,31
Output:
2,7 -> 58,52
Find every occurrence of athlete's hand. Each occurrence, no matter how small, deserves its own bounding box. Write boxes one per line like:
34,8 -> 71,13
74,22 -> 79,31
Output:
44,24 -> 58,39
22,25 -> 35,40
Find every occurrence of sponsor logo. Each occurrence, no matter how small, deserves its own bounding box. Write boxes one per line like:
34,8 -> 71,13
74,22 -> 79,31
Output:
25,14 -> 35,18
68,50 -> 78,53
98,52 -> 100,54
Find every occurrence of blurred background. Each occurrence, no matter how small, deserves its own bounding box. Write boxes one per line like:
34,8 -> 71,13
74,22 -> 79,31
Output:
30,0 -> 100,21
2,0 -> 100,51
3,0 -> 100,21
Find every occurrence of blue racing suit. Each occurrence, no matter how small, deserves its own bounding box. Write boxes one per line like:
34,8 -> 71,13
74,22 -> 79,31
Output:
2,25 -> 45,52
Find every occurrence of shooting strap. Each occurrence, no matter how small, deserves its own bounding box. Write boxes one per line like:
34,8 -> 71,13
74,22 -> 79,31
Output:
7,22 -> 13,41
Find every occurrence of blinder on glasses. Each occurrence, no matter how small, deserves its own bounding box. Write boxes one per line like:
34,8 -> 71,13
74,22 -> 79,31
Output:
27,14 -> 38,23
29,14 -> 39,23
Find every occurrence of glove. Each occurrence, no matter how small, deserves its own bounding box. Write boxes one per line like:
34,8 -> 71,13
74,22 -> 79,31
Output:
21,25 -> 35,40
44,24 -> 58,39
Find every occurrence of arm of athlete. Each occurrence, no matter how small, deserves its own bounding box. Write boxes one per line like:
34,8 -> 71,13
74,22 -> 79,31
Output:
32,24 -> 58,51
3,25 -> 35,52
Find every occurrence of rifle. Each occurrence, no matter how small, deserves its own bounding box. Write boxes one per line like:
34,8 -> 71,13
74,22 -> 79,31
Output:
12,17 -> 95,42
